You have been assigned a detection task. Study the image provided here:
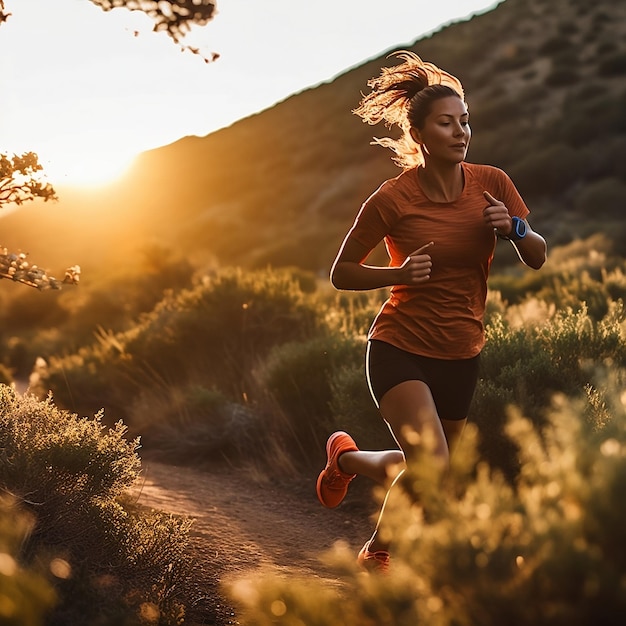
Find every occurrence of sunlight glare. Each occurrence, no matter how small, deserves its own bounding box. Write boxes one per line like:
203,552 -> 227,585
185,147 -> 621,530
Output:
34,140 -> 138,188
1,0 -> 501,189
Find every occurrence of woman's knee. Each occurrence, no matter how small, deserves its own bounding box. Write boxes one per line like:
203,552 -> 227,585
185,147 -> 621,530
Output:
380,450 -> 405,484
400,428 -> 449,473
380,380 -> 449,462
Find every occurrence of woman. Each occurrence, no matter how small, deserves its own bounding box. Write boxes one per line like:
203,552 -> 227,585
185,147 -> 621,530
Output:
316,51 -> 547,572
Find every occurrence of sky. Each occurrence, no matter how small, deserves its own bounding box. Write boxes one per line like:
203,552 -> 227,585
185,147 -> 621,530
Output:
0,0 -> 500,186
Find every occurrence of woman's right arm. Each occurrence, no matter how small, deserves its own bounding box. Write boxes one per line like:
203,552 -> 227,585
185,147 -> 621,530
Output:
330,235 -> 434,291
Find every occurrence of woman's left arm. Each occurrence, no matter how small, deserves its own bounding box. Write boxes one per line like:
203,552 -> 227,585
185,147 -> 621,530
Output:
507,222 -> 547,270
483,191 -> 547,270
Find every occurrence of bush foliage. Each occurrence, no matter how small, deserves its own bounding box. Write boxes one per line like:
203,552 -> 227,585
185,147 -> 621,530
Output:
0,386 -> 197,625
20,236 -> 626,478
1,233 -> 626,621
232,397 -> 626,626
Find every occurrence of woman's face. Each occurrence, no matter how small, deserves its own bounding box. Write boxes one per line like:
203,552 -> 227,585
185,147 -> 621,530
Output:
412,96 -> 471,165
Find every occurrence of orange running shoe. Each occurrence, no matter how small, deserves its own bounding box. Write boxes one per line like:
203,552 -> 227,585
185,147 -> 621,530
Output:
357,539 -> 390,574
316,431 -> 359,508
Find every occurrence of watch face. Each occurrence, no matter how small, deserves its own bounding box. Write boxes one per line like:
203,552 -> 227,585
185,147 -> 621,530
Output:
513,217 -> 527,239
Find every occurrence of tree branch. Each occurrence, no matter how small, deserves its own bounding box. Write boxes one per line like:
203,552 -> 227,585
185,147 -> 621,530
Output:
0,249 -> 80,290
0,1 -> 9,26
90,0 -> 219,61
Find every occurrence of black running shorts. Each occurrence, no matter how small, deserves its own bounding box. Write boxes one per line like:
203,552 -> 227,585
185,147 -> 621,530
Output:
366,339 -> 480,421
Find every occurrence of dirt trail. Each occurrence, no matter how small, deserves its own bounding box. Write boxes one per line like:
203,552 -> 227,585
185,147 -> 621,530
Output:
131,460 -> 375,625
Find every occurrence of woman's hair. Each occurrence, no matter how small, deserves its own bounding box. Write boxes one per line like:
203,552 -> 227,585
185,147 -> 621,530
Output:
353,51 -> 465,169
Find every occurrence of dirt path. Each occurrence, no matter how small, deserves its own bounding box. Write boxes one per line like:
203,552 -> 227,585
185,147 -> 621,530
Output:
131,460 -> 375,625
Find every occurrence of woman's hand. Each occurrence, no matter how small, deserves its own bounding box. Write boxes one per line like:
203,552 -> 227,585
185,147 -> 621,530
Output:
398,241 -> 434,285
482,190 -> 547,269
482,191 -> 513,237
331,237 -> 438,291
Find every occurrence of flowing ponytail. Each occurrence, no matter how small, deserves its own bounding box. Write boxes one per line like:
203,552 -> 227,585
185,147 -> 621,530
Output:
353,51 -> 465,169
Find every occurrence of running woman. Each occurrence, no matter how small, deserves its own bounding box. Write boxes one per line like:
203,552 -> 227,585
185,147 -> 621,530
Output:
316,51 -> 547,572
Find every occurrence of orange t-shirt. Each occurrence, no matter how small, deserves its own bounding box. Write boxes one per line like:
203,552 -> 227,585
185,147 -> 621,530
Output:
348,162 -> 530,359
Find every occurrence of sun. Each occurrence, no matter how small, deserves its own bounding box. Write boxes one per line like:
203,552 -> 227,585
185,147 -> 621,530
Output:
37,142 -> 138,188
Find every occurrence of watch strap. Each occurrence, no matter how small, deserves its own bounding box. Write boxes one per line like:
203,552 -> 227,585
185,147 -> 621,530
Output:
498,216 -> 527,242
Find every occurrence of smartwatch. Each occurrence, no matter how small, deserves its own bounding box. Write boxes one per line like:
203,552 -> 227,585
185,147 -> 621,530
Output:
500,216 -> 527,242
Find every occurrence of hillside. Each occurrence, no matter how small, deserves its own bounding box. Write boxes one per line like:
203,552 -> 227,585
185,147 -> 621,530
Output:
2,0 -> 625,278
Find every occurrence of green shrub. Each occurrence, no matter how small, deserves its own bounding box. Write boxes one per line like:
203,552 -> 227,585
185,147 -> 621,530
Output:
537,272 -> 612,321
327,289 -> 385,337
259,333 -> 366,460
32,267 -> 395,468
470,304 -> 626,478
231,395 -> 626,626
37,267 -> 325,422
125,267 -> 323,392
0,386 -> 196,625
486,267 -> 552,306
128,384 -> 271,467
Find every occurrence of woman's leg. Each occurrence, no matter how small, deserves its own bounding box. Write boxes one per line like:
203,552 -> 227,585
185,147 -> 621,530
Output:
338,378 -> 459,486
440,417 -> 467,456
338,449 -> 405,486
365,379 -> 454,552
